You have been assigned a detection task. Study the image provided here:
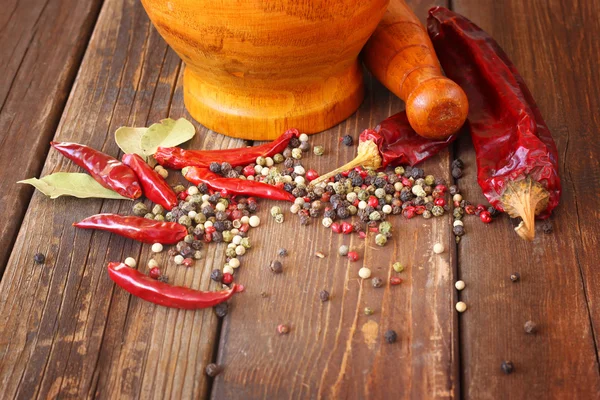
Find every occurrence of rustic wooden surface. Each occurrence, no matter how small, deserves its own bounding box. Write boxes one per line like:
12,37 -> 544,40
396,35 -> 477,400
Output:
0,0 -> 599,399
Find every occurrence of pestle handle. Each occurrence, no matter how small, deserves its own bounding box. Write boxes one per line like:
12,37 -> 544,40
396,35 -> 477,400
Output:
362,0 -> 468,140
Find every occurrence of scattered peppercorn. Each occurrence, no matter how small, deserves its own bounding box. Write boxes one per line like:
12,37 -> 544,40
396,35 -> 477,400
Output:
372,277 -> 384,288
452,167 -> 463,179
455,280 -> 466,291
364,307 -> 374,316
205,363 -> 222,377
278,248 -> 288,256
149,267 -> 161,280
338,245 -> 349,256
341,135 -> 353,146
222,272 -> 234,285
33,253 -> 45,264
270,260 -> 283,274
384,329 -> 398,344
455,301 -> 467,312
319,290 -> 330,302
315,251 -> 326,259
347,251 -> 359,262
524,320 -> 537,334
313,145 -> 325,156
157,275 -> 169,283
212,303 -> 229,318
510,273 -> 520,282
210,269 -> 223,283
501,361 -> 514,375
277,324 -> 290,334
392,262 -> 404,273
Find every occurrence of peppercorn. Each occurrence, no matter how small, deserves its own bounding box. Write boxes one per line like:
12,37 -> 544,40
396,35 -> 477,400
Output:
479,211 -> 492,223
270,260 -> 283,274
384,330 -> 397,344
453,207 -> 465,219
347,251 -> 359,262
336,207 -> 350,219
372,277 -> 384,288
210,269 -> 223,283
541,220 -> 553,234
149,267 -> 161,280
33,253 -> 45,264
392,262 -> 404,273
319,290 -> 330,302
453,225 -> 465,236
157,275 -> 169,283
144,213 -> 155,220
431,206 -> 444,217
455,301 -> 467,312
209,162 -> 221,173
214,302 -> 228,318
375,234 -> 387,246
422,210 -> 432,219
291,148 -> 302,159
341,135 -> 353,146
451,159 -> 464,169
523,320 -> 538,334
277,324 -> 290,334
501,361 -> 514,375
299,141 -> 310,152
222,272 -> 234,285
452,167 -> 463,179
205,363 -> 222,377
338,245 -> 349,257
133,202 -> 149,216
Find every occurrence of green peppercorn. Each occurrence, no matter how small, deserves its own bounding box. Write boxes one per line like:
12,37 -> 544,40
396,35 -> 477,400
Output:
364,307 -> 374,316
379,221 -> 392,235
453,207 -> 465,220
313,145 -> 325,156
221,231 -> 232,243
347,205 -> 358,215
273,153 -> 284,163
173,184 -> 186,194
392,262 -> 404,273
194,213 -> 207,224
275,213 -> 285,224
369,211 -> 382,221
144,213 -> 155,220
375,188 -> 386,198
375,234 -> 387,246
271,206 -> 282,217
292,148 -> 302,159
133,202 -> 149,216
394,166 -> 405,175
241,237 -> 251,249
358,190 -> 369,201
422,210 -> 432,219
218,198 -> 229,209
431,206 -> 444,217
154,214 -> 165,221
152,204 -> 165,215
424,175 -> 435,186
226,247 -> 237,258
178,215 -> 192,227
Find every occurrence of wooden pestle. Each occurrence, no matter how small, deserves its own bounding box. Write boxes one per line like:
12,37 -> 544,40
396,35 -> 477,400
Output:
362,0 -> 468,140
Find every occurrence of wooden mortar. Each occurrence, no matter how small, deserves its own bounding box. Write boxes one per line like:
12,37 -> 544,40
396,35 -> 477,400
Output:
140,0 -> 389,140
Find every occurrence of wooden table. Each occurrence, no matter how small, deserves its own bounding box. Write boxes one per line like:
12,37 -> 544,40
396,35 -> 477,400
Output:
1,0 -> 599,398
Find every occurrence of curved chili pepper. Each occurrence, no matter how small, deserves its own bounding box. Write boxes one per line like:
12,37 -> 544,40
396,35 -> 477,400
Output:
108,262 -> 244,309
74,214 -> 187,244
51,142 -> 142,199
154,128 -> 299,170
183,167 -> 296,202
122,153 -> 178,210
311,111 -> 457,185
428,7 -> 561,241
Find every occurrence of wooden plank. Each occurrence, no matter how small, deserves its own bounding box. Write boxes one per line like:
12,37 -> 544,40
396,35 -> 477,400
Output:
0,0 -> 104,275
452,0 -> 600,398
211,1 -> 459,399
0,0 -> 246,397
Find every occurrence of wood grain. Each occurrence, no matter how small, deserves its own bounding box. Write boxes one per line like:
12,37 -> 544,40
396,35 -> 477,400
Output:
452,0 -> 600,398
0,0 -> 244,397
0,0 -> 104,276
139,0 -> 389,140
211,2 -> 459,398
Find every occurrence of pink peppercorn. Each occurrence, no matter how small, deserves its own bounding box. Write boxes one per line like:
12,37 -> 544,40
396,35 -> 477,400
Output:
243,165 -> 256,176
347,251 -> 359,262
341,222 -> 354,234
222,273 -> 234,285
306,169 -> 319,181
434,198 -> 446,207
480,211 -> 492,223
149,267 -> 161,280
390,277 -> 403,286
331,222 -> 342,234
368,196 -> 379,208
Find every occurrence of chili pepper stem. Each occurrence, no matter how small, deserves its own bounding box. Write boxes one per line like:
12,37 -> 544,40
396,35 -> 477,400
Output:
500,177 -> 550,241
310,140 -> 382,186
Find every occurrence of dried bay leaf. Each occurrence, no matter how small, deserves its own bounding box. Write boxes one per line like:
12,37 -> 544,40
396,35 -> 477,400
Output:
18,172 -> 129,200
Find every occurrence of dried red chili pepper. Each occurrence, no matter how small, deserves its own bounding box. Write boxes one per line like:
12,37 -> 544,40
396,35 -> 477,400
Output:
51,142 -> 142,199
154,128 -> 299,170
108,262 -> 243,309
428,7 -> 561,240
311,112 -> 456,185
74,214 -> 187,244
122,153 -> 178,210
182,167 -> 296,203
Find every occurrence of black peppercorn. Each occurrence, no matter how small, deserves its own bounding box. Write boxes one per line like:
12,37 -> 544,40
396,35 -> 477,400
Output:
374,177 -> 386,188
411,167 -> 424,179
197,183 -> 208,193
158,275 -> 169,283
384,329 -> 398,344
33,253 -> 45,264
210,269 -> 223,282
336,207 -> 350,219
449,185 -> 459,196
501,361 -> 514,374
309,208 -> 320,218
541,220 -> 553,234
278,248 -> 287,256
247,202 -> 258,212
452,167 -> 463,179
341,135 -> 353,146
434,177 -> 446,186
372,277 -> 384,288
324,208 -> 336,219
209,162 -> 221,173
351,176 -> 364,186
284,158 -> 294,168
319,290 -> 330,302
283,182 -> 294,193
299,214 -> 310,226
453,225 -> 465,236
191,240 -> 203,250
213,221 -> 226,232
400,190 -> 414,202
226,170 -> 239,178
270,260 -> 283,273
212,231 -> 223,243
289,136 -> 301,148
214,302 -> 228,318
205,363 -> 222,377
451,159 -> 464,169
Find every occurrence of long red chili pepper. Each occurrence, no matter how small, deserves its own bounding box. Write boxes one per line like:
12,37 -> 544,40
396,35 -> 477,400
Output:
183,167 -> 296,202
74,214 -> 187,244
311,111 -> 457,185
51,142 -> 142,199
154,128 -> 299,170
108,262 -> 244,309
428,7 -> 561,241
122,153 -> 178,210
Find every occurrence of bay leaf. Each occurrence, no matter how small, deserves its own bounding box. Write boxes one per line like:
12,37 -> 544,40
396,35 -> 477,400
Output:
115,126 -> 146,159
18,172 -> 129,200
140,118 -> 195,157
